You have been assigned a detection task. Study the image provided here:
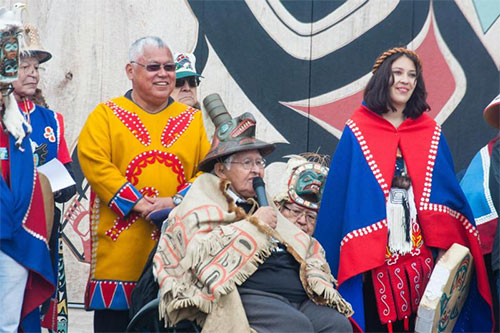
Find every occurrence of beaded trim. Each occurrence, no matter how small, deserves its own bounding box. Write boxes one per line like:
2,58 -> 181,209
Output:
476,146 -> 498,224
105,151 -> 185,241
90,195 -> 100,278
88,279 -> 137,308
22,160 -> 37,227
106,186 -> 160,241
52,111 -> 61,152
106,214 -> 140,241
418,125 -> 441,209
106,101 -> 151,146
22,224 -> 48,245
347,119 -> 390,197
108,183 -> 141,218
125,150 -> 186,191
161,107 -> 198,148
341,219 -> 388,247
22,164 -> 49,245
420,203 -> 479,239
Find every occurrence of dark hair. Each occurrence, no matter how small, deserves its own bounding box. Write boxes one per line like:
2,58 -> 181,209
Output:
363,53 -> 430,119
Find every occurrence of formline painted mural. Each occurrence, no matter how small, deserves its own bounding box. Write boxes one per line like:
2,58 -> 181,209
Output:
1,0 -> 498,307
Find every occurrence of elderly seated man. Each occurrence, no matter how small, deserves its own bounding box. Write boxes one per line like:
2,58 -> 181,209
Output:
153,109 -> 353,332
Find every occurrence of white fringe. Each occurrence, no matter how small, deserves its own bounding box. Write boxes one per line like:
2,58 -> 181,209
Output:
387,185 -> 417,254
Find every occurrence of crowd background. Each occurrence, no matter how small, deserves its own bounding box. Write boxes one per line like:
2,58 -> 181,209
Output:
0,0 -> 498,307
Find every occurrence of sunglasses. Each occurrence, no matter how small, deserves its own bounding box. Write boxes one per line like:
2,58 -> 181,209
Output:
131,61 -> 176,72
176,77 -> 200,88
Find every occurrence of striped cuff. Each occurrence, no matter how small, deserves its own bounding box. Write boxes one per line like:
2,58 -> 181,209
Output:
108,182 -> 142,218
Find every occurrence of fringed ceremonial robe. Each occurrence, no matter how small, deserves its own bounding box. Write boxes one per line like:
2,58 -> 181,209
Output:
0,130 -> 55,332
153,173 -> 353,331
315,104 -> 493,332
78,96 -> 210,310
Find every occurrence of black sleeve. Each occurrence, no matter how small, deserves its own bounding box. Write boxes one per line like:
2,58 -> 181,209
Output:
490,140 -> 500,213
489,140 -> 500,272
54,162 -> 77,203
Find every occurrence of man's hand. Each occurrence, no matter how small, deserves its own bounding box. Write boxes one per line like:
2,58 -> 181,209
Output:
134,196 -> 176,219
253,206 -> 277,229
145,196 -> 175,220
132,196 -> 155,216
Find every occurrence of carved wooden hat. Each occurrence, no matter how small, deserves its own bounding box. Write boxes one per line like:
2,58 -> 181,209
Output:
198,94 -> 275,172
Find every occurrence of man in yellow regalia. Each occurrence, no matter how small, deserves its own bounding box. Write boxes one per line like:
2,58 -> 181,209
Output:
78,36 -> 210,332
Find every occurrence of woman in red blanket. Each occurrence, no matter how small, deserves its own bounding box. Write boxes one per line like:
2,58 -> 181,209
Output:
315,47 -> 494,332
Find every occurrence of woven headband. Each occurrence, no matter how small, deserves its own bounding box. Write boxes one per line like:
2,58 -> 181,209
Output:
372,47 -> 422,74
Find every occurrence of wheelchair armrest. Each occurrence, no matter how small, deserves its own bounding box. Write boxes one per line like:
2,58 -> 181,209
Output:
126,297 -> 160,332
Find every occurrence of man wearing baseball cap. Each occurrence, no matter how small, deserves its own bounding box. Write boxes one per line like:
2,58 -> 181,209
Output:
171,53 -> 202,108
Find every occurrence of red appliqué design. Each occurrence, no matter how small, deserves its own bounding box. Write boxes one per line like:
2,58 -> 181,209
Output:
105,187 -> 160,241
106,150 -> 186,241
106,101 -> 151,146
161,107 -> 197,148
125,150 -> 186,189
43,126 -> 56,143
385,221 -> 424,265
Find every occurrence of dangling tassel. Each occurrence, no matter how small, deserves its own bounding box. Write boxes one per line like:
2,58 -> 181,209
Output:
387,320 -> 393,333
387,188 -> 412,254
404,316 -> 409,331
402,196 -> 411,243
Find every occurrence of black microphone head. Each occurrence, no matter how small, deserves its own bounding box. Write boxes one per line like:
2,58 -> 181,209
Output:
252,177 -> 265,190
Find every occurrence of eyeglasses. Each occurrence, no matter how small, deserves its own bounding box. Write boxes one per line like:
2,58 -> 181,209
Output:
229,158 -> 266,170
282,204 -> 317,224
176,77 -> 199,88
0,84 -> 14,97
130,61 -> 176,72
19,64 -> 45,74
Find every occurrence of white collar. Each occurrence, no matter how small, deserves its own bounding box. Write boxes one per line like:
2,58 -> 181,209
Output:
226,188 -> 246,204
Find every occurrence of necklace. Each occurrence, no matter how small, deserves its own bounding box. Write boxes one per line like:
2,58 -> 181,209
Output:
21,97 -> 32,125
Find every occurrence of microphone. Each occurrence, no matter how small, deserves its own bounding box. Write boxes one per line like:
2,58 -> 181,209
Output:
253,177 -> 269,207
253,177 -> 279,244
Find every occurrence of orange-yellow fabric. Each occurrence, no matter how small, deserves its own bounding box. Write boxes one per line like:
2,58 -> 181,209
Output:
78,96 -> 210,309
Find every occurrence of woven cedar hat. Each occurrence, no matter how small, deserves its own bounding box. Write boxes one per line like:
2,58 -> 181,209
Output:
174,53 -> 202,79
197,94 -> 275,172
483,94 -> 500,129
20,24 -> 51,64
